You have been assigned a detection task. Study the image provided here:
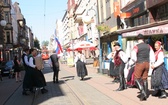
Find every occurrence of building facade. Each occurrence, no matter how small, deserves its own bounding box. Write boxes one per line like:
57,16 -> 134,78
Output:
0,0 -> 13,61
117,0 -> 168,58
97,0 -> 122,57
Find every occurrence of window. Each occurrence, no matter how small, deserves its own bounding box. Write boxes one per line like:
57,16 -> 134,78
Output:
156,3 -> 168,21
100,0 -> 104,22
6,32 -> 10,43
132,13 -> 148,26
4,0 -> 9,5
106,0 -> 111,19
4,12 -> 10,23
102,43 -> 108,56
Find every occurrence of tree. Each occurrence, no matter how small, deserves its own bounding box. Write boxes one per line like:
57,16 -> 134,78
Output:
34,37 -> 41,49
41,40 -> 49,47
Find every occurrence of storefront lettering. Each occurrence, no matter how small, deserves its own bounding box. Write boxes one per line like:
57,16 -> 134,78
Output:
143,29 -> 163,35
133,7 -> 140,14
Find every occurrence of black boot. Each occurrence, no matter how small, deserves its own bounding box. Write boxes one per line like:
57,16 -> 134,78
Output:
143,80 -> 149,98
135,79 -> 147,101
116,76 -> 125,91
123,77 -> 127,89
56,79 -> 59,83
159,90 -> 167,99
152,90 -> 161,97
53,78 -> 55,83
41,88 -> 48,94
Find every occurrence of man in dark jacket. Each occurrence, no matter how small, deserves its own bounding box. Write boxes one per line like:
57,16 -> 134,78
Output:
50,51 -> 60,83
22,47 -> 30,95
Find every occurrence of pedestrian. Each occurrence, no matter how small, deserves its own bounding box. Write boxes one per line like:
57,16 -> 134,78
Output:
49,50 -> 60,83
113,42 -> 128,91
22,47 -> 31,95
76,51 -> 88,80
28,48 -> 48,94
128,34 -> 155,101
151,41 -> 168,98
13,56 -> 22,82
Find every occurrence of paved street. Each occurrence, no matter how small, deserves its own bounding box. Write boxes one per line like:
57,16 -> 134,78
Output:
0,62 -> 168,105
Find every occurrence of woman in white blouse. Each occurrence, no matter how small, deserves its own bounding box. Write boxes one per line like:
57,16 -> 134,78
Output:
151,41 -> 168,99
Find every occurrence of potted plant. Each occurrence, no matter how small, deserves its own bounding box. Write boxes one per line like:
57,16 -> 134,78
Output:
96,24 -> 110,32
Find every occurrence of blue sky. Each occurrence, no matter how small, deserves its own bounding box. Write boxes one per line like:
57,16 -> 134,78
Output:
12,0 -> 67,44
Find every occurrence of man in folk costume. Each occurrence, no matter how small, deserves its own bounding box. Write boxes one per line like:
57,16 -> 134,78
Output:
22,47 -> 31,95
113,42 -> 128,91
151,41 -> 168,98
107,49 -> 120,83
28,48 -> 48,94
128,34 -> 155,101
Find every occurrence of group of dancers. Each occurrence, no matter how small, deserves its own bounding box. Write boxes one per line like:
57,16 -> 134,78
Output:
109,34 -> 168,101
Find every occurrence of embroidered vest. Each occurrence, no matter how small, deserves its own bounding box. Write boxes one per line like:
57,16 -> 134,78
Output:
114,49 -> 122,66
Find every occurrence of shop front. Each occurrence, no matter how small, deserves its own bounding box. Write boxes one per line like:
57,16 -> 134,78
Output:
119,22 -> 168,74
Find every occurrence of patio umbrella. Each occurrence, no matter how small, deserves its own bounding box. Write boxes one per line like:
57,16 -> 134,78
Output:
67,45 -> 76,51
73,41 -> 97,51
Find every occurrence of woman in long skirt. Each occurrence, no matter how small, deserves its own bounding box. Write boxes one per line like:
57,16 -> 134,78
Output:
151,41 -> 168,98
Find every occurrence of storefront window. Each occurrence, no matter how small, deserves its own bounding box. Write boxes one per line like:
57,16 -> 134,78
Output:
133,13 -> 148,27
156,3 -> 168,21
102,43 -> 108,60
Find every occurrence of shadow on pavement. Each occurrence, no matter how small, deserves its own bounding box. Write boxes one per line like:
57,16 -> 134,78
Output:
29,81 -> 67,105
60,76 -> 75,81
82,77 -> 92,81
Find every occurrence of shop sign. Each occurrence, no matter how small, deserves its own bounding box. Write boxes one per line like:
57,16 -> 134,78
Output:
122,24 -> 168,37
128,2 -> 145,17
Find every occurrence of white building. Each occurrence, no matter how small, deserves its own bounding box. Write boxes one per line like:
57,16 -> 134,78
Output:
56,19 -> 63,45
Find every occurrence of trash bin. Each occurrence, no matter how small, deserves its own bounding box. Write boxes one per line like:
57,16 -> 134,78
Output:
102,60 -> 110,74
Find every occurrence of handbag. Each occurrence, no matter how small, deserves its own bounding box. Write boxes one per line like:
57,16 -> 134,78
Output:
151,67 -> 163,87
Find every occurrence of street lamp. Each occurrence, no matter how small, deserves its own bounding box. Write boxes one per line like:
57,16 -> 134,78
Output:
0,20 -> 7,26
82,8 -> 102,73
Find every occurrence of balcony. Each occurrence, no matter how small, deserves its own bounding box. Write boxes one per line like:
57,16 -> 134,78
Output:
74,15 -> 83,23
74,1 -> 86,23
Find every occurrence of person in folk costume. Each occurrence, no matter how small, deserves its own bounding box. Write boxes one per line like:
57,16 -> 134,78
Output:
107,49 -> 119,83
76,51 -> 88,80
151,41 -> 168,98
28,48 -> 48,94
22,47 -> 32,95
113,42 -> 128,91
128,34 -> 155,101
49,50 -> 60,83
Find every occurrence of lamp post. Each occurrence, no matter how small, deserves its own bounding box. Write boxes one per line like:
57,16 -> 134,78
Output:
82,8 -> 102,73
